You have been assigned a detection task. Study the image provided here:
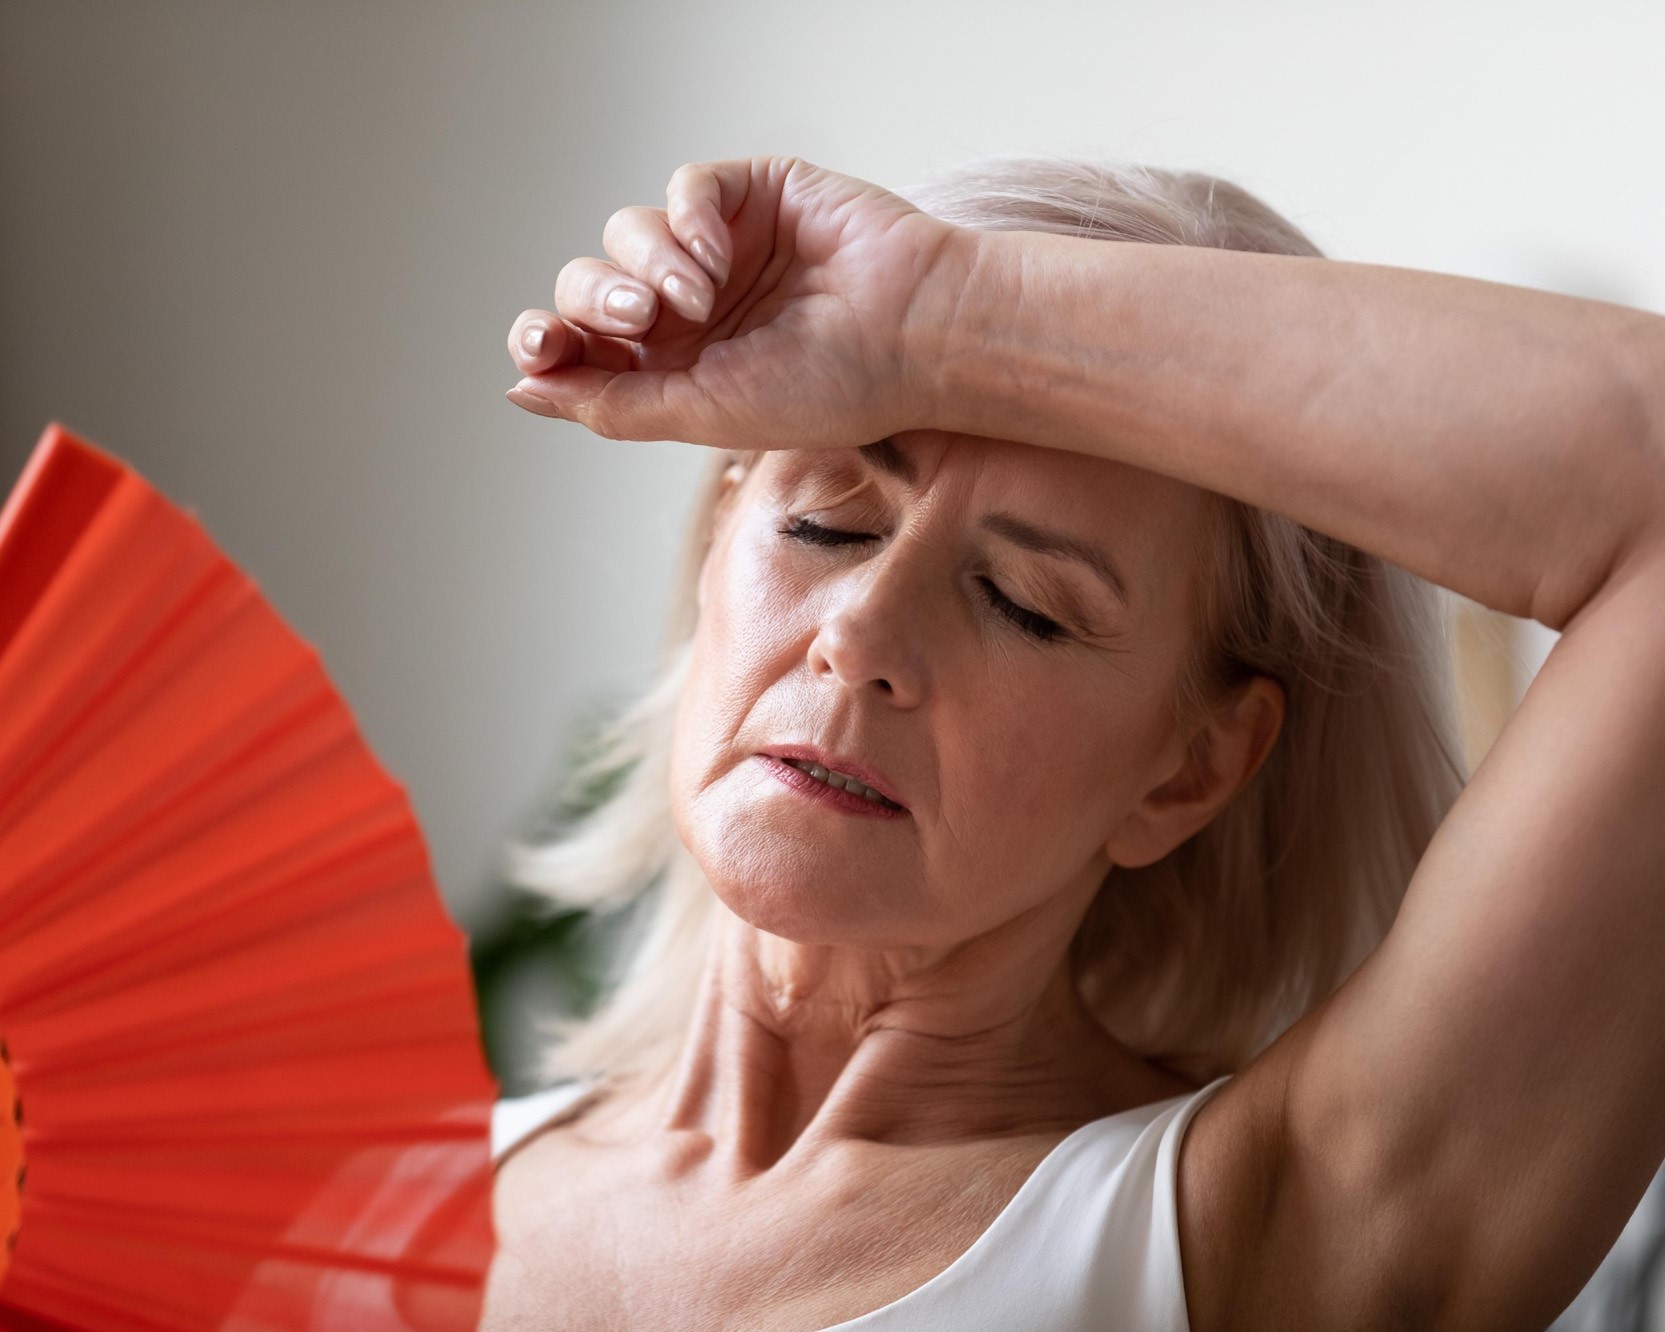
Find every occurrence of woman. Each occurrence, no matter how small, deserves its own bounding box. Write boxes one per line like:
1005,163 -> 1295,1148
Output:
488,155 -> 1665,1330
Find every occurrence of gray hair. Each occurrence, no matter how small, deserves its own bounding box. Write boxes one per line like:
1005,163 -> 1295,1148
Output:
501,156 -> 1466,1090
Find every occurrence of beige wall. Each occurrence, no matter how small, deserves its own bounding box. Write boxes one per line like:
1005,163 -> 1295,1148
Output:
2,0 -> 1656,926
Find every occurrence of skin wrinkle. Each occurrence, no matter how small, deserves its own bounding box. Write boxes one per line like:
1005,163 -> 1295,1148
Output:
490,158 -> 1665,1332
633,429 -> 1284,1183
783,448 -> 1122,640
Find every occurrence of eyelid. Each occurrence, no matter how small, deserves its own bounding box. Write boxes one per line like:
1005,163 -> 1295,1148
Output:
976,575 -> 1067,642
779,516 -> 1071,643
1003,565 -> 1098,634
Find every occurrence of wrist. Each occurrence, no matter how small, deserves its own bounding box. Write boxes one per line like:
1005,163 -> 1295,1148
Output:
899,225 -> 1047,442
899,223 -> 1006,436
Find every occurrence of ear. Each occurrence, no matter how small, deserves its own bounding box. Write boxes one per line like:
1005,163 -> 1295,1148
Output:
1103,674 -> 1285,870
697,460 -> 750,613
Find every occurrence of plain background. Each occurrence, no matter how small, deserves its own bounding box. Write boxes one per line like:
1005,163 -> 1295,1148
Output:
3,3 -> 1663,1325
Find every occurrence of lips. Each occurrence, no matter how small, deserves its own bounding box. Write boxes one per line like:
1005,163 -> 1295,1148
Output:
756,743 -> 908,811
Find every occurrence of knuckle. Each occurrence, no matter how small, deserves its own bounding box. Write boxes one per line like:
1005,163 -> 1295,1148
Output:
556,260 -> 613,322
600,207 -> 634,247
581,266 -> 617,310
603,206 -> 661,259
602,212 -> 632,256
586,403 -> 622,440
554,258 -> 588,304
667,162 -> 712,215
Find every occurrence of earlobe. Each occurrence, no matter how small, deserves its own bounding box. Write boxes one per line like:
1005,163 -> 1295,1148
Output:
1103,674 -> 1286,869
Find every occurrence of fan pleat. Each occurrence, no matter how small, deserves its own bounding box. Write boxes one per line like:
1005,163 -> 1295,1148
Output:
3,1258 -> 192,1332
0,634 -> 343,935
0,801 -> 420,1017
0,482 -> 224,811
28,1158 -> 487,1260
0,424 -> 497,1329
12,1129 -> 493,1329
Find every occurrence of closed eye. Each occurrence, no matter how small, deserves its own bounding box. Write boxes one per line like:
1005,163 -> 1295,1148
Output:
775,516 -> 1069,644
777,515 -> 873,548
974,576 -> 1067,643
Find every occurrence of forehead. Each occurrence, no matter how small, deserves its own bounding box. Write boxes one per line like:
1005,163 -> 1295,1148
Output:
754,431 -> 1213,561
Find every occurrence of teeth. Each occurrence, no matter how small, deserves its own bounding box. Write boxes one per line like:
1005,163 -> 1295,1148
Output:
784,758 -> 901,809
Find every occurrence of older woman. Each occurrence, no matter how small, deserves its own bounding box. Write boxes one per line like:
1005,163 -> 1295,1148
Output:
488,155 -> 1665,1330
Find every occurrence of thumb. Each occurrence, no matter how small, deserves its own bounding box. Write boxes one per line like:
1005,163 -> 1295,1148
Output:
505,365 -> 732,447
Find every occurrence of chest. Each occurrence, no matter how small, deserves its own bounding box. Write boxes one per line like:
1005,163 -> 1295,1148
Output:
479,1128 -> 1065,1332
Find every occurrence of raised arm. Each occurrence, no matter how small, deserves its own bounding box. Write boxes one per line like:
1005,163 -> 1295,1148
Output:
922,230 -> 1665,1329
920,232 -> 1663,630
505,156 -> 1665,1325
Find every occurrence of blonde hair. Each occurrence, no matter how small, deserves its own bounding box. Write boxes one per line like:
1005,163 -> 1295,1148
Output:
500,156 -> 1468,1091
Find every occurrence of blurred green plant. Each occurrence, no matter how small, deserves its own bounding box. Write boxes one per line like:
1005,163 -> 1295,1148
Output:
467,708 -> 642,1097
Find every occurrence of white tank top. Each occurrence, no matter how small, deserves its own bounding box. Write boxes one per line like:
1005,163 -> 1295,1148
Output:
493,1073 -> 1232,1331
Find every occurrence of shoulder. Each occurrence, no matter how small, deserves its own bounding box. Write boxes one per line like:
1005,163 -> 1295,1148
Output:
1078,1072 -> 1236,1332
490,1078 -> 621,1255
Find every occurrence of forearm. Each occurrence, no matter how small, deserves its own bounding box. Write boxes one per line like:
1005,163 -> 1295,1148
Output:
924,230 -> 1665,629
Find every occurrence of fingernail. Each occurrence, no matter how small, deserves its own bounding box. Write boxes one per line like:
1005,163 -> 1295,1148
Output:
690,236 -> 729,285
604,284 -> 654,324
505,383 -> 564,419
664,272 -> 713,321
518,322 -> 548,358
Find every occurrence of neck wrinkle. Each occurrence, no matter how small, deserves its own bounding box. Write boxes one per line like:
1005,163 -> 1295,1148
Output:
646,914 -> 1173,1177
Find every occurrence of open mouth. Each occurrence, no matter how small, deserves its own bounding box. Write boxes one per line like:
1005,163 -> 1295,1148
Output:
775,756 -> 906,810
754,753 -> 910,818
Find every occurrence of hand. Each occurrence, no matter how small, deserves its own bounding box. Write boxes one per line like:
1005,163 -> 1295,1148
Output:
504,155 -> 963,450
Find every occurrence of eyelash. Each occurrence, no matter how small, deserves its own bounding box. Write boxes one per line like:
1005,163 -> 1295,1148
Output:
775,516 -> 1069,644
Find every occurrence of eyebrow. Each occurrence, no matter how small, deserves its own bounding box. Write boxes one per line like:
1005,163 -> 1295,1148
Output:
856,439 -> 1131,608
858,438 -> 916,484
980,513 -> 1131,607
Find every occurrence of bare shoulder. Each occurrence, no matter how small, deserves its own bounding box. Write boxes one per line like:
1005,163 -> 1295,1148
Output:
491,1083 -> 633,1242
484,1094 -> 633,1331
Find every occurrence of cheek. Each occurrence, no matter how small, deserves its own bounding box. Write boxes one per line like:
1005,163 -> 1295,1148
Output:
704,521 -> 806,672
935,676 -> 1164,872
669,534 -> 801,821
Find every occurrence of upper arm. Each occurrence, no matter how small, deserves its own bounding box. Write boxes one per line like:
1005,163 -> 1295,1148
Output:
1181,531 -> 1665,1332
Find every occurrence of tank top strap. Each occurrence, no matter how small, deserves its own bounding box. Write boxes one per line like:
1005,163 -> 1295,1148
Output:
828,1073 -> 1232,1331
492,1080 -> 597,1162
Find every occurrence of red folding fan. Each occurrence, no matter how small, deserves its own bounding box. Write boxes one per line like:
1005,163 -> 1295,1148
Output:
0,423 -> 500,1331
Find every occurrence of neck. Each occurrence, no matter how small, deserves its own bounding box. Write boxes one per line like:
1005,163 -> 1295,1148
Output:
632,900 -> 1189,1176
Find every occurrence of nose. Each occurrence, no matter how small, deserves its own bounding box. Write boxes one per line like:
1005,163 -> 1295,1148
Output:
806,545 -> 931,707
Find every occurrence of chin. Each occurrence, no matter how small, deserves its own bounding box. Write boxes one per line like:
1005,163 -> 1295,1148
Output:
669,755 -> 917,943
687,838 -> 911,946
708,880 -> 843,942
691,839 -> 864,940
